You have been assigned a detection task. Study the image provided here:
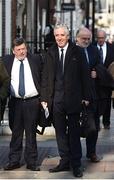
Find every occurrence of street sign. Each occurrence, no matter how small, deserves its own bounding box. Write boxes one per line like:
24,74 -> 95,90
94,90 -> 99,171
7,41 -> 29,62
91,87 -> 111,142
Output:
61,3 -> 75,11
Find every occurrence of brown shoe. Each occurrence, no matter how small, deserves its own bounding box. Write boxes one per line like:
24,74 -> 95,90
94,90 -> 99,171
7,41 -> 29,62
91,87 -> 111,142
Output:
87,154 -> 102,163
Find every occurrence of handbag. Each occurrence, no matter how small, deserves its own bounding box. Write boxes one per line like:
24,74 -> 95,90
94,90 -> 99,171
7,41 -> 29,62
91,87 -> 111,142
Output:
79,102 -> 96,138
36,106 -> 52,135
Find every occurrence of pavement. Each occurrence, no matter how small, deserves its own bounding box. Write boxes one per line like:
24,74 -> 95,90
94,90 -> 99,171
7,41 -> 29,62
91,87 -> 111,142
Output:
0,110 -> 114,179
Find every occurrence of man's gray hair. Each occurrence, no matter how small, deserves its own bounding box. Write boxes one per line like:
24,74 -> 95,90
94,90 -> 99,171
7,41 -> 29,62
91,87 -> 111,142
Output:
54,23 -> 70,36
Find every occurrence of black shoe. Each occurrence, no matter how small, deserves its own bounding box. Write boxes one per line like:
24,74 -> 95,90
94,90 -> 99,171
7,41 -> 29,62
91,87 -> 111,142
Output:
4,163 -> 20,170
87,154 -> 102,163
49,164 -> 70,173
73,167 -> 83,178
104,125 -> 110,129
26,165 -> 40,171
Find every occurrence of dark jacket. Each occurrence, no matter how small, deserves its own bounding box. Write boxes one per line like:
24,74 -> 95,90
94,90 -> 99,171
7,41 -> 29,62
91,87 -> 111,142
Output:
3,53 -> 43,129
95,64 -> 114,99
94,41 -> 114,68
82,44 -> 101,102
3,53 -> 42,96
0,60 -> 10,120
41,42 -> 91,114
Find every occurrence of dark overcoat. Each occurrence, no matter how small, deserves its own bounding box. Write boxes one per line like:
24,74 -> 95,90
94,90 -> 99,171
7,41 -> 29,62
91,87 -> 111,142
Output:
41,42 -> 91,114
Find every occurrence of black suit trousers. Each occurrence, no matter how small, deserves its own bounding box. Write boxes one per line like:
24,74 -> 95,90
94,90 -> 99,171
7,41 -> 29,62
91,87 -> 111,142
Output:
8,96 -> 39,165
102,98 -> 111,126
53,101 -> 82,169
86,105 -> 99,156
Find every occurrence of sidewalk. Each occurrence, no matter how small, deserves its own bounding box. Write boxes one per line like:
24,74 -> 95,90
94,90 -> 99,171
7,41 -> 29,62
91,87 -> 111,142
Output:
0,110 -> 114,179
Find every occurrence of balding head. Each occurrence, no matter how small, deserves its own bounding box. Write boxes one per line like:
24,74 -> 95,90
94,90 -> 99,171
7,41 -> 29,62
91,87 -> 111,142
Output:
76,27 -> 92,48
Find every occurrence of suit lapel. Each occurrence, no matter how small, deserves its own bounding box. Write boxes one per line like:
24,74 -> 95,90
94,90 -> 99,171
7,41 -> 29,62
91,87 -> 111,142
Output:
64,43 -> 74,71
7,56 -> 14,75
104,43 -> 108,65
87,46 -> 95,68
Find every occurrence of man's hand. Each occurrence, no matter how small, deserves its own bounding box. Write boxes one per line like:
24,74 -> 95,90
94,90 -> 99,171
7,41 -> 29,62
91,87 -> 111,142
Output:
82,100 -> 89,106
41,101 -> 48,109
91,69 -> 97,79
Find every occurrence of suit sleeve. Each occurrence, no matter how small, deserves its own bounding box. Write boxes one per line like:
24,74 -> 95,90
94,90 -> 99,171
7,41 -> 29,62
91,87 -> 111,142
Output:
0,60 -> 10,100
79,49 -> 91,101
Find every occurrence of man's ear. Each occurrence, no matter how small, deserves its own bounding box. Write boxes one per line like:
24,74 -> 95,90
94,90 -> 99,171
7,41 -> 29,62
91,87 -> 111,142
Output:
12,49 -> 15,54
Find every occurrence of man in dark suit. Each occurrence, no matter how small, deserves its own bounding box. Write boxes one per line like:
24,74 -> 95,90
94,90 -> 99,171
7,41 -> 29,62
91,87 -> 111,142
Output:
41,23 -> 90,177
95,29 -> 114,129
76,27 -> 102,163
3,38 -> 42,171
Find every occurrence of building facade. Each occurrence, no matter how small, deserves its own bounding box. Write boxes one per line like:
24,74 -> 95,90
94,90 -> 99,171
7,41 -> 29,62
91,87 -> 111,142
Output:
1,0 -> 114,56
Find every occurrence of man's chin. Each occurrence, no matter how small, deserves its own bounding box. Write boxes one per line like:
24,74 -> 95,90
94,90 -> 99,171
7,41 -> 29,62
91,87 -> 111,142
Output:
18,56 -> 26,60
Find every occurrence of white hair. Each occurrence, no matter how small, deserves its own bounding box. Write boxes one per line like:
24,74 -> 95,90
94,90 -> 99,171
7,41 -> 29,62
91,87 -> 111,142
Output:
54,23 -> 70,36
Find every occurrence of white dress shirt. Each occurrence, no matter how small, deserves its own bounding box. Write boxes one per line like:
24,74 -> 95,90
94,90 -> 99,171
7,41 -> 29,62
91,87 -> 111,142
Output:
58,43 -> 68,70
11,57 -> 38,98
97,42 -> 107,64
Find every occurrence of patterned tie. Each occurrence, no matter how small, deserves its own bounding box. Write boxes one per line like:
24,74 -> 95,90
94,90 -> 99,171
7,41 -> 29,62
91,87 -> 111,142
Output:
18,60 -> 25,97
60,48 -> 64,73
99,46 -> 103,63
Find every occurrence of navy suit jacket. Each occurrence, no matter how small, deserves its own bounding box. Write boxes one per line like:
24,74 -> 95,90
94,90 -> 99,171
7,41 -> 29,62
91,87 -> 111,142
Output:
94,42 -> 114,68
3,53 -> 42,96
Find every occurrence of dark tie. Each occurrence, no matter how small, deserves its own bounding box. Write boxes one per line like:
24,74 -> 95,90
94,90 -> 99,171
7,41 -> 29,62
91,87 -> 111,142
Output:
84,48 -> 89,63
99,46 -> 103,63
18,60 -> 25,97
60,48 -> 64,73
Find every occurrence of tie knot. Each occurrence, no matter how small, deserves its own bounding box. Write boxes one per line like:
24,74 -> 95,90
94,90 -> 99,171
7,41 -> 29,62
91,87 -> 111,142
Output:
100,46 -> 102,50
61,48 -> 64,53
19,59 -> 24,63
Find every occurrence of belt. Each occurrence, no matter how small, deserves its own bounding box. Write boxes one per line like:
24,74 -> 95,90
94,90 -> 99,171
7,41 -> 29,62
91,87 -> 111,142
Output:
11,95 -> 39,101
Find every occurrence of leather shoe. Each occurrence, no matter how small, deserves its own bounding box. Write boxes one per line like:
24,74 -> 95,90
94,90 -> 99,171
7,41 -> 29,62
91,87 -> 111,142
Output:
26,165 -> 40,171
104,125 -> 110,129
49,164 -> 70,173
4,163 -> 20,170
87,154 -> 102,163
73,167 -> 83,177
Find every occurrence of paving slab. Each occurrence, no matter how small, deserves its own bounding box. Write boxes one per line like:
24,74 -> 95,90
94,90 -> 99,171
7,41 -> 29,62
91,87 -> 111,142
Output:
0,110 -> 114,179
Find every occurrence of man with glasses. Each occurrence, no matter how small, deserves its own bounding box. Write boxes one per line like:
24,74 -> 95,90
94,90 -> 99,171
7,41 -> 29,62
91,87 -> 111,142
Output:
76,27 -> 102,163
95,29 -> 114,129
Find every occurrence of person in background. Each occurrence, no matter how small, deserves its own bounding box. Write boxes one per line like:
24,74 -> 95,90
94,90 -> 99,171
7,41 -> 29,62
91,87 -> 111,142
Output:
44,16 -> 56,51
76,27 -> 102,163
3,37 -> 42,171
95,29 -> 114,129
0,60 -> 9,122
41,23 -> 90,178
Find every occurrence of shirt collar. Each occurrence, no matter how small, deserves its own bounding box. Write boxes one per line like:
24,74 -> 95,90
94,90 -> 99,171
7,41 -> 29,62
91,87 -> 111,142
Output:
97,42 -> 106,49
14,57 -> 27,62
58,43 -> 69,52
